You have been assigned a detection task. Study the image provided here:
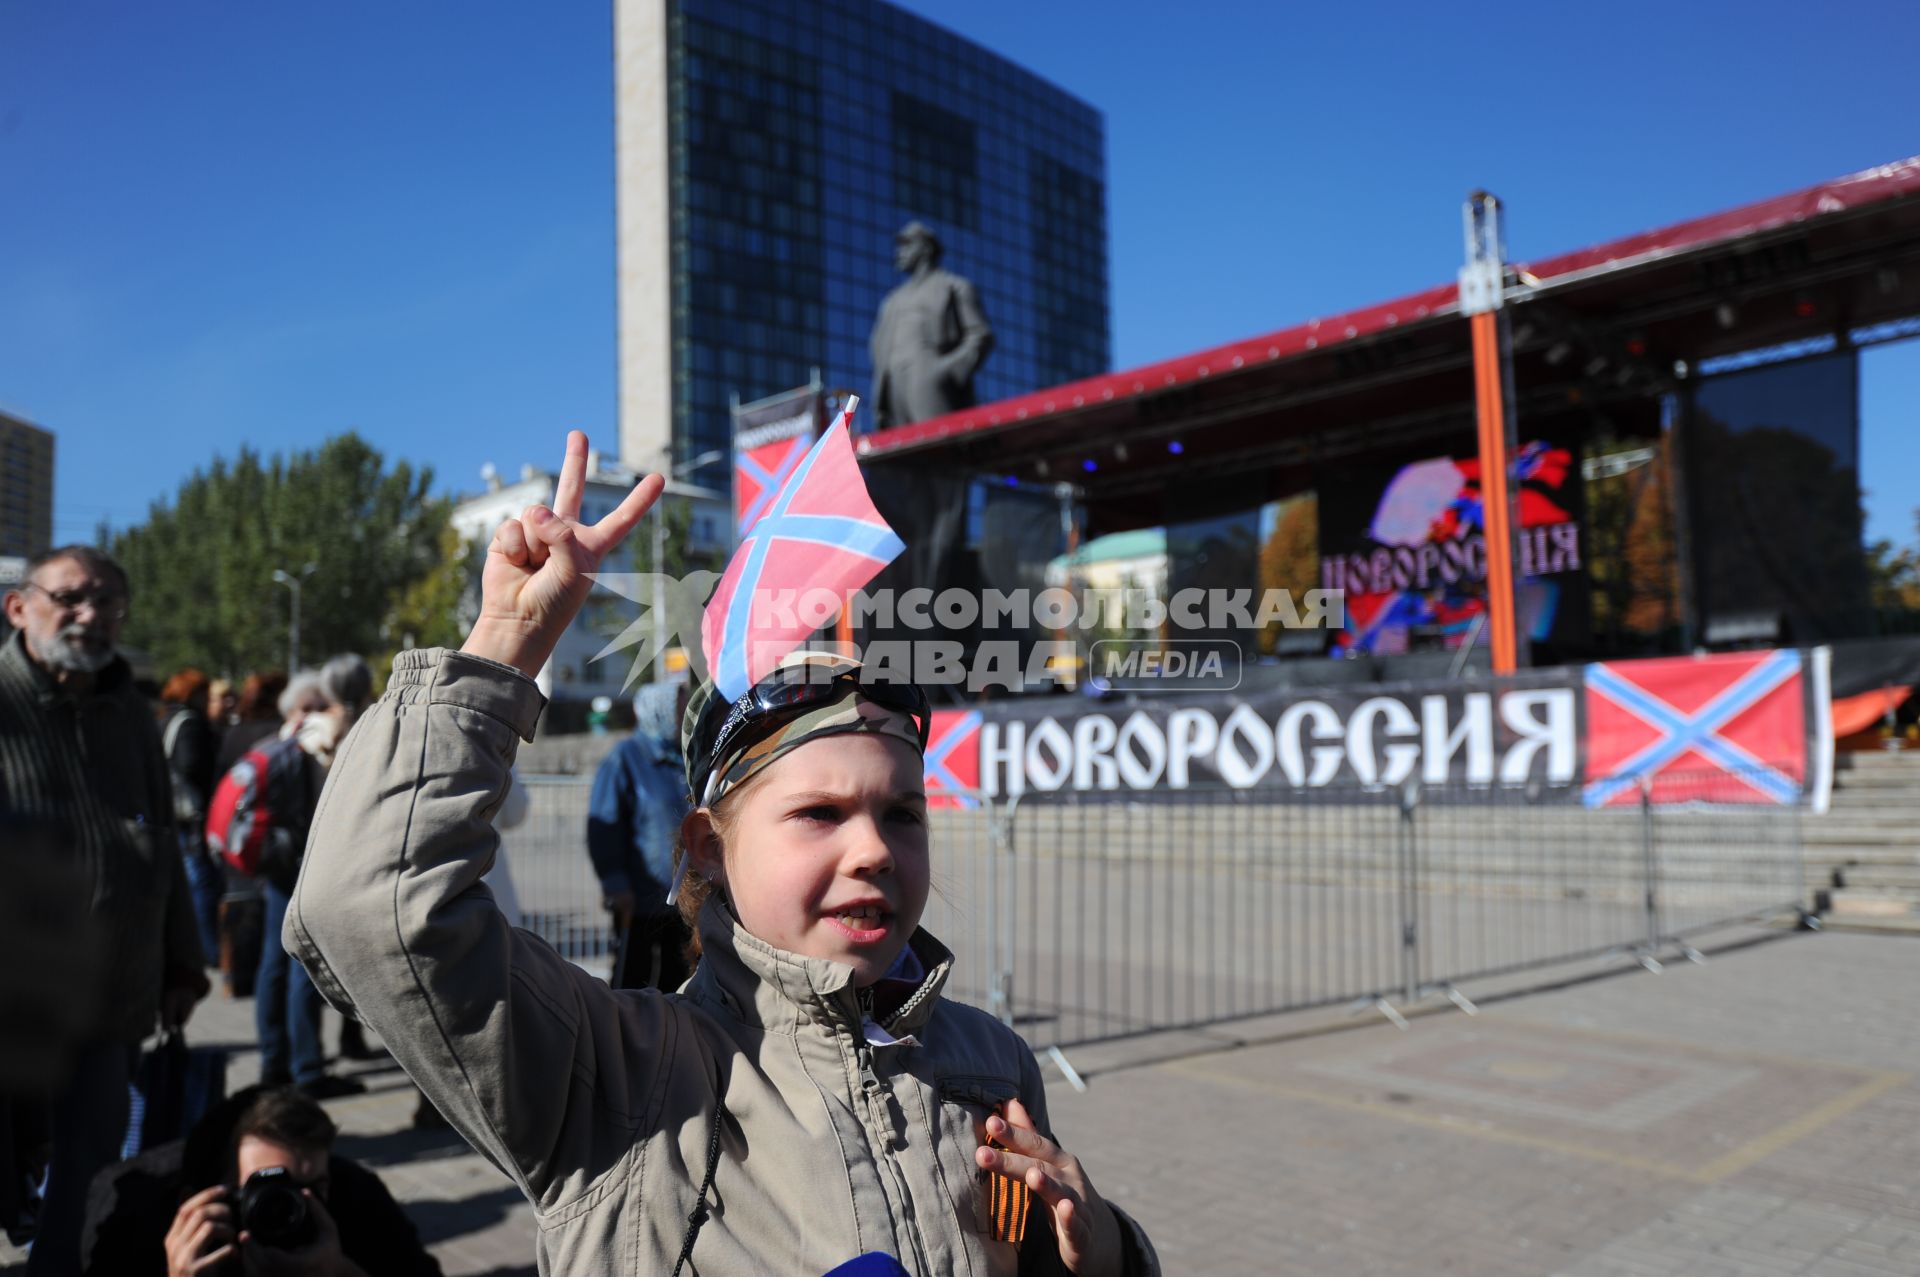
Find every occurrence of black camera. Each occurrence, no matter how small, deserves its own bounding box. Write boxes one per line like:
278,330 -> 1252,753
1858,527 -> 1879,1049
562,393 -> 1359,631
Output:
238,1166 -> 316,1250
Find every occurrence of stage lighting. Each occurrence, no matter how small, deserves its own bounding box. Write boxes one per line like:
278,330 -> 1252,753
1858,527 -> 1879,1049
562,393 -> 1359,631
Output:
1625,335 -> 1646,356
1167,440 -> 1185,455
1082,459 -> 1098,473
1114,442 -> 1129,462
1035,460 -> 1050,477
1545,342 -> 1571,366
1583,354 -> 1609,377
1714,302 -> 1738,329
1794,297 -> 1817,318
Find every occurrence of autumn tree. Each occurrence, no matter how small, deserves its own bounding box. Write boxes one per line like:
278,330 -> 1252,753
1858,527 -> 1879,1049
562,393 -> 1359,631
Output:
1258,494 -> 1319,654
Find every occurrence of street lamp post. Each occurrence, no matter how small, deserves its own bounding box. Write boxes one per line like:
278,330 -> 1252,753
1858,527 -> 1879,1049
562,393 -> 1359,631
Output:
652,450 -> 722,682
271,562 -> 319,672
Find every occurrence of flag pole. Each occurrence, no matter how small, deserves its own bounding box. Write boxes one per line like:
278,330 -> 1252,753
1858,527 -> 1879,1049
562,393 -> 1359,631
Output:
834,396 -> 861,655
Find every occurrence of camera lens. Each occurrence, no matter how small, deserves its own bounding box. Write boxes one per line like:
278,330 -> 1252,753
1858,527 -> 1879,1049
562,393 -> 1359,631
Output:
239,1166 -> 315,1250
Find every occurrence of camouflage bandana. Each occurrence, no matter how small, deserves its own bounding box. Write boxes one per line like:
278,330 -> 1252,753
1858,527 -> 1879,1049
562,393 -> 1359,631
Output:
681,670 -> 924,809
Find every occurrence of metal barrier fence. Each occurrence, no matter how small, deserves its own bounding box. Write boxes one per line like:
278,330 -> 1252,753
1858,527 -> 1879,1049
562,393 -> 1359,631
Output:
1000,769 -> 1806,1051
497,769 -> 1805,1057
503,777 -> 614,975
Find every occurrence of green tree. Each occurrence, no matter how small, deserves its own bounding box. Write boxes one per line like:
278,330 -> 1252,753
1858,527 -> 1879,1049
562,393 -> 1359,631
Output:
112,434 -> 453,679
371,524 -> 485,691
1867,536 -> 1920,613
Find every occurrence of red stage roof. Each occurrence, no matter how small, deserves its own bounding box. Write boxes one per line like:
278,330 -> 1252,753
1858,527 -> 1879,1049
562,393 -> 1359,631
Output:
858,155 -> 1920,462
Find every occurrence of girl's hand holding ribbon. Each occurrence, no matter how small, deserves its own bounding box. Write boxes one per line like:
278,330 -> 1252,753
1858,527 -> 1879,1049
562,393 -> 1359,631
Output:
975,1097 -> 1125,1275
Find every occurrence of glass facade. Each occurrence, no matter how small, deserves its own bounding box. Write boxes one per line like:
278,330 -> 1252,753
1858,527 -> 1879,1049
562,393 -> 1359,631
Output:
667,0 -> 1109,488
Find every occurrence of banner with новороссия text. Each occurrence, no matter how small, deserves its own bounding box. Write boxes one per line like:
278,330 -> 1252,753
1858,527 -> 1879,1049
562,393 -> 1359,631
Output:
919,647 -> 1830,809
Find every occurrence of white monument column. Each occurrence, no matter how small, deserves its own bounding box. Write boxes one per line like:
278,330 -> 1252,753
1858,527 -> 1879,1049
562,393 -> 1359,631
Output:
614,0 -> 674,471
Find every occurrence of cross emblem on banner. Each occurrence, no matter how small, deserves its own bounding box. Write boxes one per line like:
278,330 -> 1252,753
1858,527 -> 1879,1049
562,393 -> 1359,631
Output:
736,434 -> 812,537
923,710 -> 982,807
1582,649 -> 1804,806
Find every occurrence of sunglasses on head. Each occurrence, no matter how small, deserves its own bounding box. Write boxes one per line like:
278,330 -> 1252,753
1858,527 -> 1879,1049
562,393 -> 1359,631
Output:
688,657 -> 931,804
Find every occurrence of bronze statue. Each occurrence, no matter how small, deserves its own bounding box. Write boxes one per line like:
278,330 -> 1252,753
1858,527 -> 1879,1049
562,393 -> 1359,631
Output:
868,221 -> 994,430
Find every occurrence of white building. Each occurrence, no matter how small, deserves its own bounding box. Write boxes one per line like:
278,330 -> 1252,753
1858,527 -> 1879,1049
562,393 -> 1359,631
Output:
1044,528 -> 1168,597
450,449 -> 727,705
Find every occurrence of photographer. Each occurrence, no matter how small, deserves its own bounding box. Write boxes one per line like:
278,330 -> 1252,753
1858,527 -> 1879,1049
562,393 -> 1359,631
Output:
82,1087 -> 440,1277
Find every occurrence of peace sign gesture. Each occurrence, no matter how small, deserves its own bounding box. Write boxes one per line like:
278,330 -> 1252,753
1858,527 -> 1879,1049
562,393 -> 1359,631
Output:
462,431 -> 665,680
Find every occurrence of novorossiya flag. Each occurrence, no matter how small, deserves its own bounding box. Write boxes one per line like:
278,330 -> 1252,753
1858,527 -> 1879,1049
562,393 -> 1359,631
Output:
1583,649 -> 1809,806
702,397 -> 905,701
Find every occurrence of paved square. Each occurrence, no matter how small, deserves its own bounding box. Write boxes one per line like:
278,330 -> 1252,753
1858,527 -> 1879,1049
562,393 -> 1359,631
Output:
7,928 -> 1917,1275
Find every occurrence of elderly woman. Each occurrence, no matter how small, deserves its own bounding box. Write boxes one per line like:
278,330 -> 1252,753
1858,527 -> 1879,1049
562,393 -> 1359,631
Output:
246,659 -> 374,1097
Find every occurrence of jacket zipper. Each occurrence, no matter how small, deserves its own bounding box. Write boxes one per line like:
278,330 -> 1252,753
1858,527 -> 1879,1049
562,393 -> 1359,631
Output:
855,1036 -> 932,1275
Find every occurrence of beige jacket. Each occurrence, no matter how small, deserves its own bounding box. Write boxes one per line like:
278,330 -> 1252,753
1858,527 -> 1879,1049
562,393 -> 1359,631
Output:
286,649 -> 1156,1276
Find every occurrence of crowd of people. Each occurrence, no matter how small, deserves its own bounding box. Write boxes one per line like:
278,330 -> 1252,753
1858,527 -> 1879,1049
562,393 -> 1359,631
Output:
0,538 -> 705,1275
0,545 -> 428,1274
150,645 -> 380,1102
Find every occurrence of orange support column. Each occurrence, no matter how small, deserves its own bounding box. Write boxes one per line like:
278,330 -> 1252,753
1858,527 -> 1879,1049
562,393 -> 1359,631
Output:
1460,193 -> 1525,675
1471,311 -> 1519,672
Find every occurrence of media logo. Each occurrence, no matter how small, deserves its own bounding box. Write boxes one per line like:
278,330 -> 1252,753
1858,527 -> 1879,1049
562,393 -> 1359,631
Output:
1090,639 -> 1242,691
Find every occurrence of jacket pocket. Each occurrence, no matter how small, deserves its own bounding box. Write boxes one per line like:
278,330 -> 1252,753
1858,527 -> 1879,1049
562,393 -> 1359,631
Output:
935,1076 -> 1026,1245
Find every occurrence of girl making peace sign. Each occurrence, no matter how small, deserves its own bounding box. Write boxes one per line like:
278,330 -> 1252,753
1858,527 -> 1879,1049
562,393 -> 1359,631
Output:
284,433 -> 1158,1276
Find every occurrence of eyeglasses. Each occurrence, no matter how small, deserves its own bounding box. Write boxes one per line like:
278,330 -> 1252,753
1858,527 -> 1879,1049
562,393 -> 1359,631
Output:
22,582 -> 128,621
688,657 -> 931,803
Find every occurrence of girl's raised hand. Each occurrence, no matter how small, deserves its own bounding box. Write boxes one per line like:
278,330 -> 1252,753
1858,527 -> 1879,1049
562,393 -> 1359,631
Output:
975,1097 -> 1125,1275
462,431 -> 665,680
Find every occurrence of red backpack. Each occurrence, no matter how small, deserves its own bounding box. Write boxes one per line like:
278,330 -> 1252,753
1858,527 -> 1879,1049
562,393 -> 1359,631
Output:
205,736 -> 313,879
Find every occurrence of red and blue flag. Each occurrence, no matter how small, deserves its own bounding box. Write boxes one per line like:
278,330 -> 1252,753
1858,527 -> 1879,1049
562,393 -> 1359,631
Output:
1583,649 -> 1807,806
703,397 -> 905,700
923,710 -> 983,807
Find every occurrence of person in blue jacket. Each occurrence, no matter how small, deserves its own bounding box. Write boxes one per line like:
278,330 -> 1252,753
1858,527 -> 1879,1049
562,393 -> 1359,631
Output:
587,680 -> 694,990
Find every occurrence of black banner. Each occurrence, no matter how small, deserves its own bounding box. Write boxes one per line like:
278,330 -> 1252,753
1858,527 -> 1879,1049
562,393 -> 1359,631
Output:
971,671 -> 1584,799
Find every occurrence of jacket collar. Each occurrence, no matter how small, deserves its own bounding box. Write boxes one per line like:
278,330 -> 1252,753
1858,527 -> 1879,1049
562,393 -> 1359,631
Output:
691,896 -> 954,1038
1,628 -> 132,706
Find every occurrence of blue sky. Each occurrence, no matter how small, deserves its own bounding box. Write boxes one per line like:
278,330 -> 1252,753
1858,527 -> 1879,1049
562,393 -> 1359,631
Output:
2,0 -> 1916,548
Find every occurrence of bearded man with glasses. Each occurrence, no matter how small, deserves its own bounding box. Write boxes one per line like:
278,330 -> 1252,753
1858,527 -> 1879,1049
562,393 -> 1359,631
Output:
1,544 -> 209,1275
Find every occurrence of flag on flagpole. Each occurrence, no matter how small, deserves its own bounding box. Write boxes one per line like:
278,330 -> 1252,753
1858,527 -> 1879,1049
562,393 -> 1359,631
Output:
702,397 -> 904,701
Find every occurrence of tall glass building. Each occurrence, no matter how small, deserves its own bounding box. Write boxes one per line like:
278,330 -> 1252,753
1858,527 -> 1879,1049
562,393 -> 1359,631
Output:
616,0 -> 1109,489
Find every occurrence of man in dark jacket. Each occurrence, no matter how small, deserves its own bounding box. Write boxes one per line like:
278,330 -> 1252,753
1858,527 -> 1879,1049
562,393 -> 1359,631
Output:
81,1085 -> 442,1276
0,545 -> 209,1275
